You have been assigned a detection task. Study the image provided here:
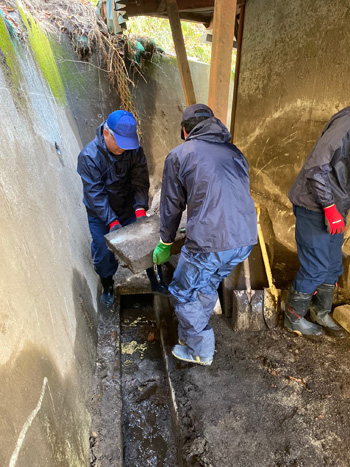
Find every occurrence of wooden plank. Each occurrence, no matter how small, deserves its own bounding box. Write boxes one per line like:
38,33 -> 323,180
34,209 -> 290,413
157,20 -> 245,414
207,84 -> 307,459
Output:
230,3 -> 245,141
166,0 -> 196,106
208,0 -> 237,124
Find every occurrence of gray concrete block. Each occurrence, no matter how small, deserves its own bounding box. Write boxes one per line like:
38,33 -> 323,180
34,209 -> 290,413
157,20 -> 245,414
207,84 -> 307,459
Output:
105,214 -> 186,274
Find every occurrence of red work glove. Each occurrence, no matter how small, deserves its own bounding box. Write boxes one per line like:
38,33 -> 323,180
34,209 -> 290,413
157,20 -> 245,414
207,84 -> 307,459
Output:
109,220 -> 122,232
135,209 -> 147,219
323,204 -> 345,234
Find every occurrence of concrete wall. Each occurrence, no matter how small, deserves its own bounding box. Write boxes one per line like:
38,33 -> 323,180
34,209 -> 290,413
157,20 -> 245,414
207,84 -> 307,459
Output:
0,16 -> 119,466
234,0 -> 350,285
133,54 -> 233,198
0,9 -> 213,464
134,55 -> 210,197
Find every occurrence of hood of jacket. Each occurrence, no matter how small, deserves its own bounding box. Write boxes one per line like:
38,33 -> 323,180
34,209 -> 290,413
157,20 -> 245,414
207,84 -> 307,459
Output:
321,106 -> 350,135
95,123 -> 109,154
185,117 -> 231,144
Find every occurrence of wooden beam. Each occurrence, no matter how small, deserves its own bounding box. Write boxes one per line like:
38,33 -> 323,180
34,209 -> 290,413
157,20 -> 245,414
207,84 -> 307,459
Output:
166,0 -> 196,106
208,0 -> 237,124
125,0 -> 245,17
230,2 -> 245,141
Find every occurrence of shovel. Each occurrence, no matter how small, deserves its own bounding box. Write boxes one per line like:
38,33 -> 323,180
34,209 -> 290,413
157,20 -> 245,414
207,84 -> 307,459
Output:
256,206 -> 281,329
232,207 -> 281,331
232,257 -> 266,331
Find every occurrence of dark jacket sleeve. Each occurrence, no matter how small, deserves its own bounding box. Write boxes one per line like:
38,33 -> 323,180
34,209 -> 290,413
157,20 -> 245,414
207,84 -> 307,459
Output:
77,152 -> 118,225
305,164 -> 333,207
159,150 -> 187,243
130,147 -> 150,210
302,126 -> 345,208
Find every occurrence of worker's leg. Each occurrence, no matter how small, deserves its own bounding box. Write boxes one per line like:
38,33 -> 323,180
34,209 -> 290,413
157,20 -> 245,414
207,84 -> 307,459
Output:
197,245 -> 253,324
285,205 -> 342,335
88,215 -> 119,306
170,245 -> 252,358
308,232 -> 345,336
323,231 -> 344,285
293,205 -> 340,293
88,215 -> 118,278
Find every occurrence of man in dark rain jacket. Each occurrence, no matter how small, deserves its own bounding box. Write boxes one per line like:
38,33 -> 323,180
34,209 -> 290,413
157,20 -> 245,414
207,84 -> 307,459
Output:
153,104 -> 257,366
77,110 -> 166,307
285,107 -> 350,337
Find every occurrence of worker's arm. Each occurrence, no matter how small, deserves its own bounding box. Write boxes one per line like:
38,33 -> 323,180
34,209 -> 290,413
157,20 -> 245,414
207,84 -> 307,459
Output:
303,121 -> 348,234
159,151 -> 187,244
77,154 -> 118,226
303,116 -> 349,208
305,163 -> 334,208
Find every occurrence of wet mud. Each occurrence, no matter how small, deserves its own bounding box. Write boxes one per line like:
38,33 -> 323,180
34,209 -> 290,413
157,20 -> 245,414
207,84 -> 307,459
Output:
90,290 -> 350,467
89,294 -> 179,467
89,304 -> 123,467
120,295 -> 178,467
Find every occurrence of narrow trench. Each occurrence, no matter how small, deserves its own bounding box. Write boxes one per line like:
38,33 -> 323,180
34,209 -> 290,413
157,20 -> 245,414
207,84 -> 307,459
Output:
120,294 -> 181,467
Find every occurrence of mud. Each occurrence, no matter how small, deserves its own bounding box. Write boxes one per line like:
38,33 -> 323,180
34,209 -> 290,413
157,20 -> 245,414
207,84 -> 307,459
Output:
89,304 -> 123,467
90,288 -> 350,467
120,295 -> 178,467
165,313 -> 350,466
90,294 -> 178,467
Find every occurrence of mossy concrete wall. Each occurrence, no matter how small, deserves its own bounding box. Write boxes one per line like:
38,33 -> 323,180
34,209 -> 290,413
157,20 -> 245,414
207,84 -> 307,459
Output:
0,9 -> 214,464
234,0 -> 350,286
0,13 -> 120,466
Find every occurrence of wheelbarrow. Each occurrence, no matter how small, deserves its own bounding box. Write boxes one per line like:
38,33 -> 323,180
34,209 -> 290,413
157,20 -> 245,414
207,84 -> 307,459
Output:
232,205 -> 281,330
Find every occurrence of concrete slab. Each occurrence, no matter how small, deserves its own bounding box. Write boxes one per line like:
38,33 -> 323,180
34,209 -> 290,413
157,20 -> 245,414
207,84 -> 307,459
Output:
114,267 -> 152,295
105,214 -> 186,274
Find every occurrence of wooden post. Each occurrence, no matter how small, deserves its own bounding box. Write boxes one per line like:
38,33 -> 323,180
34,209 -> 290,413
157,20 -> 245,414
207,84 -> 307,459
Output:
230,3 -> 245,141
166,0 -> 196,106
208,0 -> 237,124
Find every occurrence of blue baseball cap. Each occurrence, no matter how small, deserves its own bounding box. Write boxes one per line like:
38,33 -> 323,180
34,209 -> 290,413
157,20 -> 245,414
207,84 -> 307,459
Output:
106,110 -> 139,150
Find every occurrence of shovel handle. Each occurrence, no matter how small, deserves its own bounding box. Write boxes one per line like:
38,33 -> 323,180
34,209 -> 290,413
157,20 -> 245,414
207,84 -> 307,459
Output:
243,257 -> 252,301
256,206 -> 278,297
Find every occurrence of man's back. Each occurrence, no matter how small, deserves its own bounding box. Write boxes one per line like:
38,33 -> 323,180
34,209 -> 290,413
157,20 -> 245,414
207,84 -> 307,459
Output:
160,118 -> 257,252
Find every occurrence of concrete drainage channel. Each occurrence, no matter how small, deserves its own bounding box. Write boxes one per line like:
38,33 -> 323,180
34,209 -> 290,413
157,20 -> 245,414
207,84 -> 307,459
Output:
89,292 -> 183,467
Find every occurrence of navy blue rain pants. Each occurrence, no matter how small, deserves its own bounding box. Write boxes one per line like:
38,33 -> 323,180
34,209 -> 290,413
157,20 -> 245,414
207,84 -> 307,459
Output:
293,205 -> 344,293
88,212 -> 136,279
169,244 -> 253,358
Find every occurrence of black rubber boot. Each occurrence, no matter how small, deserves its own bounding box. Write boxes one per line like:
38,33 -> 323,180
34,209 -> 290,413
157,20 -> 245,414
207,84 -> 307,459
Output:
101,276 -> 115,307
284,287 -> 324,336
146,267 -> 171,297
309,283 -> 346,337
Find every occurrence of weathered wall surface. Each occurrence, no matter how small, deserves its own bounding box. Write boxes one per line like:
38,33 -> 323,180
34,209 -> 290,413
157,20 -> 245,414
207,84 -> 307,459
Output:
0,9 -> 214,464
0,12 -> 120,466
134,55 -> 211,197
234,0 -> 350,284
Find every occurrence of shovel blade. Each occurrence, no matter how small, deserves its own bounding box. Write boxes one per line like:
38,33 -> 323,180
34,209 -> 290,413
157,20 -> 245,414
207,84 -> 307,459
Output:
263,288 -> 281,329
232,290 -> 266,331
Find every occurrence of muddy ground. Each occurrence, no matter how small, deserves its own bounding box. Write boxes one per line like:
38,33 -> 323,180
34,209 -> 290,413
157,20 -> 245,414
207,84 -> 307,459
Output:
164,310 -> 350,467
90,290 -> 350,467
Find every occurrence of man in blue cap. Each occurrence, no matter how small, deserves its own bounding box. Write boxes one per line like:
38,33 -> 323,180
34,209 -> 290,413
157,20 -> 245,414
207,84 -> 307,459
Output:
153,104 -> 257,366
78,110 -> 168,306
